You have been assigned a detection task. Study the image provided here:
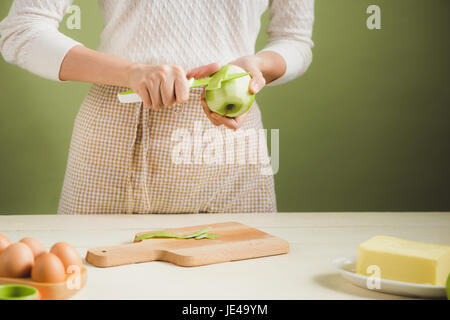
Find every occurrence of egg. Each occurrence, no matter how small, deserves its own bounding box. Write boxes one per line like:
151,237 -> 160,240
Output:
19,237 -> 47,257
0,234 -> 11,254
0,242 -> 34,278
50,242 -> 82,271
31,253 -> 66,283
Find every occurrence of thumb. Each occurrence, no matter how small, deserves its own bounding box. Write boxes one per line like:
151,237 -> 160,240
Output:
249,70 -> 266,94
187,62 -> 221,79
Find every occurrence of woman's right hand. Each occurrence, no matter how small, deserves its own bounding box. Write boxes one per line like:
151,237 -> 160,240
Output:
127,62 -> 221,111
127,63 -> 190,110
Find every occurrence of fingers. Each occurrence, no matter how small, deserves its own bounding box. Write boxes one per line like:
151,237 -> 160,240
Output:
148,78 -> 163,110
233,113 -> 249,128
201,90 -> 222,126
134,65 -> 190,111
214,115 -> 240,131
137,84 -> 152,109
202,103 -> 222,127
187,62 -> 221,79
221,112 -> 250,131
161,76 -> 176,107
201,89 -> 250,130
175,77 -> 189,103
233,64 -> 265,94
210,111 -> 248,131
228,56 -> 266,94
249,70 -> 266,94
157,65 -> 176,109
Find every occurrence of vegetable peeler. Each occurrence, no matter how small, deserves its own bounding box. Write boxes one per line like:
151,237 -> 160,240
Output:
117,72 -> 250,104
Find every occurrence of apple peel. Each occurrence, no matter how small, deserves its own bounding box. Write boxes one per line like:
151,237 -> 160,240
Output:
134,227 -> 219,241
205,64 -> 256,118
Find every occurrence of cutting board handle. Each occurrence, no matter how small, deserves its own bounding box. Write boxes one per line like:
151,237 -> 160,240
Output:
86,242 -> 164,267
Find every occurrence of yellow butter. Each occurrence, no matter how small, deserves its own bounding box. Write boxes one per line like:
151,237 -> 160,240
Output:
356,236 -> 450,285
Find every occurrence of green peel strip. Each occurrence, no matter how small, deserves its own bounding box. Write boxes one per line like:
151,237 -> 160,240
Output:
206,65 -> 230,90
189,78 -> 212,88
135,226 -> 218,241
179,227 -> 211,238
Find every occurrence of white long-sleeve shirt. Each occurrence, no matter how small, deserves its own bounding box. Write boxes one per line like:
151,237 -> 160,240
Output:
0,0 -> 314,85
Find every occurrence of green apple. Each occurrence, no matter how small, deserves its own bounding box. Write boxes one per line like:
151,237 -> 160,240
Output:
205,65 -> 255,118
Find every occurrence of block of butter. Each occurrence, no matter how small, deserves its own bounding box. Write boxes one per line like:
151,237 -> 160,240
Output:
356,236 -> 450,285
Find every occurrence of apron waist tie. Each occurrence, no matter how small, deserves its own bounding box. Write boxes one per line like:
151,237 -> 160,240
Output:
125,104 -> 144,214
141,107 -> 152,212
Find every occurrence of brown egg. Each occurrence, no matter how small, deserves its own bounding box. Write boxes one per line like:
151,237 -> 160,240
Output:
50,242 -> 82,271
0,242 -> 34,278
19,237 -> 47,257
31,253 -> 66,283
0,234 -> 11,254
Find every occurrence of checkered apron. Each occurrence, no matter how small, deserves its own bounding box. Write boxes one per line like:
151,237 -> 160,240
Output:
57,84 -> 277,214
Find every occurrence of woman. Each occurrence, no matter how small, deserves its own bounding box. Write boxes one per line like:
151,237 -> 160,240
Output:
0,0 -> 314,214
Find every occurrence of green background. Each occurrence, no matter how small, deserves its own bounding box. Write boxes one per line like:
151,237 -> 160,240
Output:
0,0 -> 449,214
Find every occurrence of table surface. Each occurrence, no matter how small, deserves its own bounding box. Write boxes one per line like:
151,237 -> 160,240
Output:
1,212 -> 449,300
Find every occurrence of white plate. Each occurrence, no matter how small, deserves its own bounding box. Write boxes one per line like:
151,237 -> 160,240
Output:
332,257 -> 447,299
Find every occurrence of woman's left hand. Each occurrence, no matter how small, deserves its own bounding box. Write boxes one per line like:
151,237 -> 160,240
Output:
201,55 -> 266,131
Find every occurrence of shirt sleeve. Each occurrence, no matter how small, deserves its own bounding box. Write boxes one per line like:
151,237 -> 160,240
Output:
258,0 -> 315,86
0,0 -> 83,81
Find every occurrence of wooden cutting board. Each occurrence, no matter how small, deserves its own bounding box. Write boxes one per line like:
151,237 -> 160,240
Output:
86,222 -> 289,267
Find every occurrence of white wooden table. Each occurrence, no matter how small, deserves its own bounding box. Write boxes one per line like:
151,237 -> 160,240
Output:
0,212 -> 449,300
